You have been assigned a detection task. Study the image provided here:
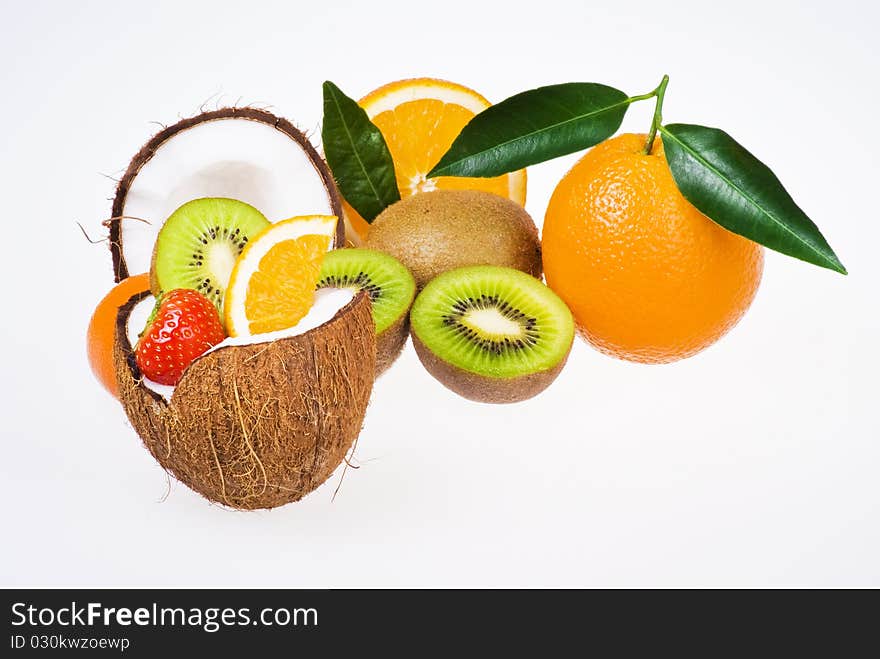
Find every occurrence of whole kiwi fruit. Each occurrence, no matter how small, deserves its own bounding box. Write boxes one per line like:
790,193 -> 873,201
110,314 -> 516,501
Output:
364,190 -> 541,289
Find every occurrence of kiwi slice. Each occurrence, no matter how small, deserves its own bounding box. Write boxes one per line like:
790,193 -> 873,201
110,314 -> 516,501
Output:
151,198 -> 270,317
317,248 -> 416,374
410,265 -> 574,403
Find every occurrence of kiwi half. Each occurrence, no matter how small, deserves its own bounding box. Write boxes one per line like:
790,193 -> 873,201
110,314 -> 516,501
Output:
410,265 -> 574,403
317,248 -> 416,374
150,198 -> 270,318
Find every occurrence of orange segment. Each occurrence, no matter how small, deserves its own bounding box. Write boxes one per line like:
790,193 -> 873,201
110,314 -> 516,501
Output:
341,78 -> 527,243
223,215 -> 337,337
373,100 -> 513,198
244,235 -> 330,334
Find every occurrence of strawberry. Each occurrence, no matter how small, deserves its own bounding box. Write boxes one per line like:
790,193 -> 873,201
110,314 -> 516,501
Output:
135,289 -> 226,385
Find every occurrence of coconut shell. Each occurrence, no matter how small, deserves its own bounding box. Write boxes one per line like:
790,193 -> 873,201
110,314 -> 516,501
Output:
110,107 -> 344,282
114,291 -> 375,510
411,333 -> 570,404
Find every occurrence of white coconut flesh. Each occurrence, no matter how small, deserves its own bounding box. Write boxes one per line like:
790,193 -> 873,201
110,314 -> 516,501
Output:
120,118 -> 335,276
126,288 -> 355,400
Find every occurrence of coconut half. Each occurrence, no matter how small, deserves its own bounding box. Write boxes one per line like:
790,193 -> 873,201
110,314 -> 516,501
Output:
114,289 -> 375,510
111,108 -> 343,281
126,288 -> 356,399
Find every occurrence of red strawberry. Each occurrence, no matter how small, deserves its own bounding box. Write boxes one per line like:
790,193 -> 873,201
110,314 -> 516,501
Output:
135,289 -> 226,385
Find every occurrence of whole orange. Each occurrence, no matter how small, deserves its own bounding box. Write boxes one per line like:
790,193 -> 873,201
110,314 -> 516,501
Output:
87,273 -> 150,397
542,133 -> 764,364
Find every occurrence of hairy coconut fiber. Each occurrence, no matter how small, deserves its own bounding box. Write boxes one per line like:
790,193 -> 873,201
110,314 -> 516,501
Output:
113,291 -> 375,510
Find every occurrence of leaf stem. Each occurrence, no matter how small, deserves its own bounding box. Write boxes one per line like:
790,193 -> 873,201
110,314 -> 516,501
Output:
627,90 -> 657,104
643,74 -> 670,154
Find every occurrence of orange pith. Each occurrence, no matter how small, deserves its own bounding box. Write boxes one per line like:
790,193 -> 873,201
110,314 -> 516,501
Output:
244,234 -> 330,335
542,133 -> 764,364
342,78 -> 527,242
87,273 -> 151,397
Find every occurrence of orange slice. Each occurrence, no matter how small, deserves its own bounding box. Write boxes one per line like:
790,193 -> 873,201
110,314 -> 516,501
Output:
224,216 -> 337,336
341,78 -> 528,243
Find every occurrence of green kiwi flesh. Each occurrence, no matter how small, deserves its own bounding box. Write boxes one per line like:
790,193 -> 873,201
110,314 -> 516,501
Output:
410,265 -> 574,403
151,198 -> 270,317
317,248 -> 416,374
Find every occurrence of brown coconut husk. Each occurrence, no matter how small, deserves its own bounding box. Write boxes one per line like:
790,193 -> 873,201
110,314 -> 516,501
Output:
114,291 -> 375,510
110,107 -> 344,281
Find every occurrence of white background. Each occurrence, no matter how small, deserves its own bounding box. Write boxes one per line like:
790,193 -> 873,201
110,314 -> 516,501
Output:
1,0 -> 877,587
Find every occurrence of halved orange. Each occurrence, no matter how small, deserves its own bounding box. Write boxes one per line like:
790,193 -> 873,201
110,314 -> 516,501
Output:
341,78 -> 528,243
87,272 -> 151,398
224,216 -> 337,336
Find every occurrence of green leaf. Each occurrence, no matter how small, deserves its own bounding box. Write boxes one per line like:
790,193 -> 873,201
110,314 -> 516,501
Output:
660,124 -> 846,274
322,81 -> 400,222
428,83 -> 631,179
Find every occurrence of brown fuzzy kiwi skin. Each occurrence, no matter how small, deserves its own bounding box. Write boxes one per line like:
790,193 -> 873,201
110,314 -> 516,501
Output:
410,333 -> 571,404
376,312 -> 410,376
364,190 -> 542,289
113,291 -> 375,510
111,107 -> 344,283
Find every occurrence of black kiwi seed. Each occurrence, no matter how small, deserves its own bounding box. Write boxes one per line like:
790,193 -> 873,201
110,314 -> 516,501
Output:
152,198 -> 271,317
441,296 -> 539,355
319,272 -> 383,302
316,248 -> 417,375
